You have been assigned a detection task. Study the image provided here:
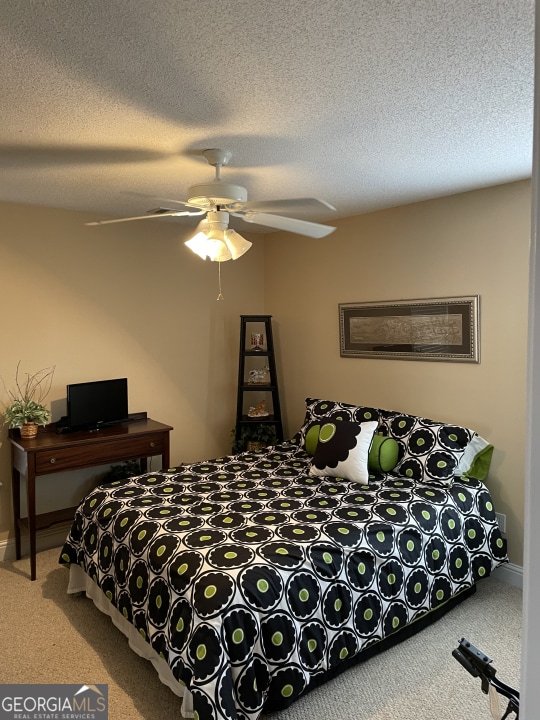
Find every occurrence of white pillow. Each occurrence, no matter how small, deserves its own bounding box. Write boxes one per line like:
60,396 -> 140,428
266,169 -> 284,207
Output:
309,420 -> 378,484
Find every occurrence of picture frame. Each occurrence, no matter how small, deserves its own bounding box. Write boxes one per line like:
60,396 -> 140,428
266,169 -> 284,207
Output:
339,296 -> 480,362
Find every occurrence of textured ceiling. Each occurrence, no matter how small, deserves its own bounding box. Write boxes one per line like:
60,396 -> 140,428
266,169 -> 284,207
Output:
0,0 -> 534,233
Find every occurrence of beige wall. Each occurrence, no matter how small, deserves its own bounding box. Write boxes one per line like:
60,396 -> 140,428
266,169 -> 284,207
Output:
0,202 -> 265,543
0,182 -> 531,567
264,180 -> 531,566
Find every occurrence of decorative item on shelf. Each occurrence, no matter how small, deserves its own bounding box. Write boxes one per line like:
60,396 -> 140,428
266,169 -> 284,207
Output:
1,362 -> 55,439
247,400 -> 269,417
247,365 -> 270,384
231,423 -> 278,454
250,333 -> 264,351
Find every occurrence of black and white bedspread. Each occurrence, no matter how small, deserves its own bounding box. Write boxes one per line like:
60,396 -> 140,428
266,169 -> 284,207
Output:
59,442 -> 507,720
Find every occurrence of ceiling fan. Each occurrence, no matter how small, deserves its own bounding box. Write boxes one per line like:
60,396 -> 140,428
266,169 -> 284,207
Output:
85,148 -> 337,262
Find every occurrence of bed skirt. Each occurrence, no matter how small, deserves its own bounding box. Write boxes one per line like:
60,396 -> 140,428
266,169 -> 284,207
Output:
67,563 -> 195,718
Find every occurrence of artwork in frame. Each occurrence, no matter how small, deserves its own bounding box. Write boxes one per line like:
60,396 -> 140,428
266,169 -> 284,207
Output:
339,296 -> 480,362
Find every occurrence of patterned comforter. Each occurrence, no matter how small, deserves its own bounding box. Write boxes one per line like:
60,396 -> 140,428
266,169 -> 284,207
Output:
59,442 -> 507,720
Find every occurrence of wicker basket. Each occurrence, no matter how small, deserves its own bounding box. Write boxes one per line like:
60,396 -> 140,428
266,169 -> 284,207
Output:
246,440 -> 265,452
20,422 -> 38,439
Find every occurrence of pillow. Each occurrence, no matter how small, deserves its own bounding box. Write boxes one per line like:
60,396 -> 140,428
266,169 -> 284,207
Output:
369,433 -> 400,473
381,412 -> 476,486
293,397 -> 381,448
304,423 -> 320,456
304,421 -> 400,473
309,420 -> 378,484
455,434 -> 494,481
295,398 -> 481,487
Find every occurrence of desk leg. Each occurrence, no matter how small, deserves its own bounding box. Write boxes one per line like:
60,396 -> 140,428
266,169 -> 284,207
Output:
11,466 -> 21,561
27,468 -> 37,581
163,433 -> 170,470
163,447 -> 170,470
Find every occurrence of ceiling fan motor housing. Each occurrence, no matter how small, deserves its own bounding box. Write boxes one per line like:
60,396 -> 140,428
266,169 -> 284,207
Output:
188,181 -> 248,207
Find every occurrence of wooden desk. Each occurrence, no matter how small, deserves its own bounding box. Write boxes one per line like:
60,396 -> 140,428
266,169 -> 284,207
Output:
9,418 -> 173,580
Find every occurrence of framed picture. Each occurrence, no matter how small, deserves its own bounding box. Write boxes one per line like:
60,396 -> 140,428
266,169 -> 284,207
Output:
339,296 -> 480,362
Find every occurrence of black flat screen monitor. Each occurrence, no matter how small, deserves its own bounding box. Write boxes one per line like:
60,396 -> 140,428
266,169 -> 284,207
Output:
67,378 -> 128,431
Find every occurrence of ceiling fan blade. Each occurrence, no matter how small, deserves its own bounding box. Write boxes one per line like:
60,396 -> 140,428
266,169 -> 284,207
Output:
237,197 -> 336,214
85,210 -> 200,226
240,211 -> 336,238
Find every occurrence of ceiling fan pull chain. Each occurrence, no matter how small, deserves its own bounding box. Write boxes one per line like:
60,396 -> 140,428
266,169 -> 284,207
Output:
217,261 -> 224,301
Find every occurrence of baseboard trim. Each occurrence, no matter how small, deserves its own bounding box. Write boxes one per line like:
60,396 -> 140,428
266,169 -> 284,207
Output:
492,562 -> 523,589
0,526 -> 69,563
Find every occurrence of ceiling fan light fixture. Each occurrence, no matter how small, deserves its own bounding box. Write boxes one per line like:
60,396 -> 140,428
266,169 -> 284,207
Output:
208,239 -> 232,262
224,229 -> 252,260
184,209 -> 250,262
184,231 -> 212,260
185,230 -> 233,262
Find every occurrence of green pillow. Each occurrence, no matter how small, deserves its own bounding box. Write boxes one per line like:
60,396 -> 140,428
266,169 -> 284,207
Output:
305,423 -> 399,473
455,435 -> 494,481
368,433 -> 400,473
305,423 -> 320,456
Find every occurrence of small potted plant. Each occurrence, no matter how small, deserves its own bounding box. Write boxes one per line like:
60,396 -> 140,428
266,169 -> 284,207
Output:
2,362 -> 55,438
231,423 -> 278,454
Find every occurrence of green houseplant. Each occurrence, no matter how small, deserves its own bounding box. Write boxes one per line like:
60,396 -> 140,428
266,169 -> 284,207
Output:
2,362 -> 55,438
231,422 -> 278,454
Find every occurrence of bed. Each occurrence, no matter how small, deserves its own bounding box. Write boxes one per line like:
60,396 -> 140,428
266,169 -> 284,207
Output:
59,397 -> 508,720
